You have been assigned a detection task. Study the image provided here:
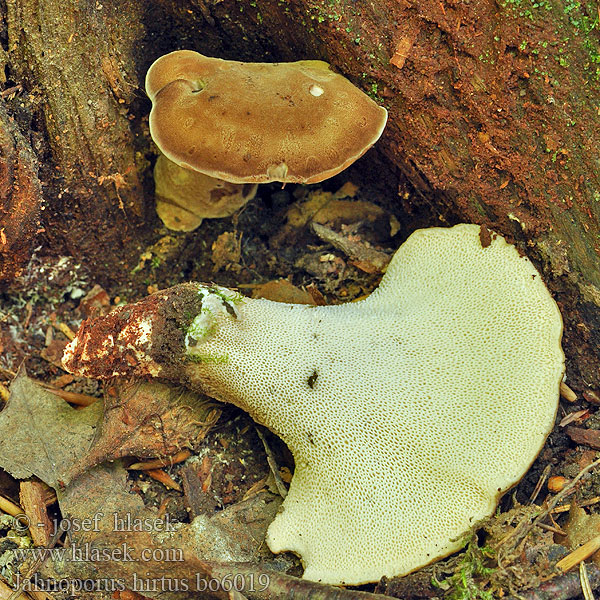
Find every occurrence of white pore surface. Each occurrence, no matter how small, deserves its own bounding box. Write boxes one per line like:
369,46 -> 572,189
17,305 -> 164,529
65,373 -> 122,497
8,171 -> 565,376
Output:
185,224 -> 564,585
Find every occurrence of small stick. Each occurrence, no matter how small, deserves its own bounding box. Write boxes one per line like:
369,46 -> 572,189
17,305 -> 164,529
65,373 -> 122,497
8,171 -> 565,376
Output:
556,534 -> 600,572
146,469 -> 182,491
129,449 -> 192,470
581,562 -> 595,600
553,496 -> 600,514
19,481 -> 53,546
529,464 -> 551,505
0,84 -> 23,99
536,457 -> 600,525
0,495 -> 23,517
56,322 -> 76,341
537,522 -> 566,536
504,562 -> 600,600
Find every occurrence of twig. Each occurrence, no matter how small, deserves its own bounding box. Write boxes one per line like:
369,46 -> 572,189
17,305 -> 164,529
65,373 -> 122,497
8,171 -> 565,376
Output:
129,449 -> 191,470
553,496 -> 600,514
496,457 -> 600,552
537,522 -> 566,535
0,85 -> 23,99
539,457 -> 600,515
204,561 -> 393,600
146,469 -> 181,491
0,495 -> 23,517
581,562 -> 595,600
556,534 -> 600,572
55,322 -> 76,341
529,464 -> 551,505
504,562 -> 600,600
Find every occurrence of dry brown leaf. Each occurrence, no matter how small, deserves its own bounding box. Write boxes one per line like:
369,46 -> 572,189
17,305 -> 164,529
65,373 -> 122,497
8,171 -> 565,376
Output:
566,426 -> 600,449
251,280 -> 316,304
68,379 -> 221,480
0,369 -> 102,487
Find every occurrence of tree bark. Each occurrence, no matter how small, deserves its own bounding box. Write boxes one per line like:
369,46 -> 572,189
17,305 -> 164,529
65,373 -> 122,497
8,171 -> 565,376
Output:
3,0 -> 150,277
1,0 -> 598,386
0,100 -> 42,283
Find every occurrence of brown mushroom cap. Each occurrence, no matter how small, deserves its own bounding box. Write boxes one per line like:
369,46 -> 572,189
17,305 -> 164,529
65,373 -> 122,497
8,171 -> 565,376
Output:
146,50 -> 388,184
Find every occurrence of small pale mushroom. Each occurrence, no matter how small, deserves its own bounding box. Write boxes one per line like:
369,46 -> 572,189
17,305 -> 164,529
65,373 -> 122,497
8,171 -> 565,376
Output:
153,154 -> 257,231
63,224 -> 564,585
146,50 -> 388,230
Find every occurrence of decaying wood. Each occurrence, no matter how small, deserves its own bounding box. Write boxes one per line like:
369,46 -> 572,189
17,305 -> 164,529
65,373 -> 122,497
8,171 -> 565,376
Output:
19,480 -> 53,546
0,100 -> 42,284
566,426 -> 600,450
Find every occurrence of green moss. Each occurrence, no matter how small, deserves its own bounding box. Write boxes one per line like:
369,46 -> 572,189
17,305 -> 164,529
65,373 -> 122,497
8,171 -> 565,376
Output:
186,353 -> 230,364
205,286 -> 245,305
432,535 -> 496,600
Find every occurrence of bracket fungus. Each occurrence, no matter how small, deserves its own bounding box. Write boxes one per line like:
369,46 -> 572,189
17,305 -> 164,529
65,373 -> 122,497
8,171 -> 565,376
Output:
63,224 -> 564,585
146,50 -> 388,230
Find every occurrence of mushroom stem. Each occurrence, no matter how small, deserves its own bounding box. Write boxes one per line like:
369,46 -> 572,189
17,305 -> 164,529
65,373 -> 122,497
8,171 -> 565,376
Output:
154,154 -> 257,231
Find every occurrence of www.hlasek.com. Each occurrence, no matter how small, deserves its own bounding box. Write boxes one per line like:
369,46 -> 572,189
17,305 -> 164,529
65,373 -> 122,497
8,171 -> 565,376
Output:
12,572 -> 271,594
12,541 -> 184,563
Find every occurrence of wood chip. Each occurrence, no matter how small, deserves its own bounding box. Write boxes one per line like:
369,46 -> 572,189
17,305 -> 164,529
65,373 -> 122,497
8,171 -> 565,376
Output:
561,381 -> 578,402
391,35 -> 417,69
241,475 -> 269,501
556,534 -> 600,572
19,480 -> 53,546
584,390 -> 600,405
311,222 -> 391,274
566,426 -> 600,450
560,409 -> 590,427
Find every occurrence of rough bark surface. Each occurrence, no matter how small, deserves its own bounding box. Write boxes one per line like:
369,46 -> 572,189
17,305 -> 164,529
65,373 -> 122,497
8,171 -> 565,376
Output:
1,0 -> 598,388
4,0 -> 151,275
0,99 -> 42,283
